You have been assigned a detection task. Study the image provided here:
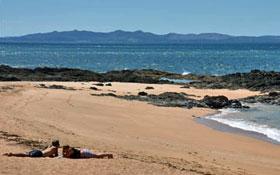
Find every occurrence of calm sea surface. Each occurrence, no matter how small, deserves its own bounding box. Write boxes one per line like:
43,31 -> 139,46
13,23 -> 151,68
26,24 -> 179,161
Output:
1,43 -> 280,75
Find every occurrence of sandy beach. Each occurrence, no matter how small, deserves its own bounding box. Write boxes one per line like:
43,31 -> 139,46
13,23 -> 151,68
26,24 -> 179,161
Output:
0,82 -> 279,175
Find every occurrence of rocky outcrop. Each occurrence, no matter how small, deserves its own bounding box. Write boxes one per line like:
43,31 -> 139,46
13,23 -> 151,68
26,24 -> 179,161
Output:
94,83 -> 104,86
201,95 -> 246,109
90,87 -> 100,91
138,91 -> 148,96
0,65 -> 179,83
119,92 -> 206,109
241,91 -> 280,105
0,76 -> 21,81
145,86 -> 154,90
201,96 -> 230,109
1,65 -> 280,93
189,70 -> 280,92
93,92 -> 246,110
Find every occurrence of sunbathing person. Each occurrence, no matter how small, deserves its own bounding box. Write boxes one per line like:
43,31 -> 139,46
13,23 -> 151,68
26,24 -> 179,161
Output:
62,145 -> 113,159
3,140 -> 60,158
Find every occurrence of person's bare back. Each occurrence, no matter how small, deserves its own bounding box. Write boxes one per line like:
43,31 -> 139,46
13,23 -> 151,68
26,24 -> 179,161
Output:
42,146 -> 59,157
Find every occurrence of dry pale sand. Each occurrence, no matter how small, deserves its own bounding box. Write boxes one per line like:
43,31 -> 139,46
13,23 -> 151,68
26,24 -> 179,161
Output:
0,82 -> 279,175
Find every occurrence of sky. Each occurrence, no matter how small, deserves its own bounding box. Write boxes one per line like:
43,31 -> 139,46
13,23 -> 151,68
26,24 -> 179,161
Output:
0,0 -> 280,37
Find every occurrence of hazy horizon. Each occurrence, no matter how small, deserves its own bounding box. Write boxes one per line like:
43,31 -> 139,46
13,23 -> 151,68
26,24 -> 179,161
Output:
0,0 -> 280,37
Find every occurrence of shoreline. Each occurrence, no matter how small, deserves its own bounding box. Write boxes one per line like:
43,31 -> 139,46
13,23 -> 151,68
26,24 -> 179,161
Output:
196,115 -> 280,145
197,103 -> 280,144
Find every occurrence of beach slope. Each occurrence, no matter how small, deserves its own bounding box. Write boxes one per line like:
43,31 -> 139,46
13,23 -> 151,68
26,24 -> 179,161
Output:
0,82 -> 279,175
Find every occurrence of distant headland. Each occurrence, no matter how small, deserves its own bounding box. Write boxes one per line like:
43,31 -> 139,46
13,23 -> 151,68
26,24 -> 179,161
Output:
1,30 -> 280,44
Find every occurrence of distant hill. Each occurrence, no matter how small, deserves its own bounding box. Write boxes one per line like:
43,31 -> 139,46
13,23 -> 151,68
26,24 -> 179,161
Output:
1,30 -> 280,44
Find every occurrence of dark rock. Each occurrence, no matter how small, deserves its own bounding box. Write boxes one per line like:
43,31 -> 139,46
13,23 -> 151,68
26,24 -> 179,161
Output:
190,70 -> 280,92
90,87 -> 100,91
39,84 -> 47,88
92,91 -> 246,109
0,65 -> 182,83
0,76 -> 21,81
120,92 -> 207,109
48,85 -> 67,89
229,100 -> 243,108
92,93 -> 117,97
201,96 -> 245,109
156,92 -> 188,101
145,86 -> 154,90
105,83 -> 112,86
42,84 -> 76,90
138,91 -> 148,96
201,96 -> 230,109
103,69 -> 177,84
241,94 -> 280,106
269,92 -> 280,97
94,83 -> 104,86
104,93 -> 117,97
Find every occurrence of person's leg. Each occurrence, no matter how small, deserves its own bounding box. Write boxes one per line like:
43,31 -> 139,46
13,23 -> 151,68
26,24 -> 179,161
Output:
3,153 -> 29,157
93,154 -> 113,159
80,149 -> 113,159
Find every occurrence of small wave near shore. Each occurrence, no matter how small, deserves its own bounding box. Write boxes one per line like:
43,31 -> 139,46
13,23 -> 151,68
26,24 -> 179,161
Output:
205,104 -> 280,143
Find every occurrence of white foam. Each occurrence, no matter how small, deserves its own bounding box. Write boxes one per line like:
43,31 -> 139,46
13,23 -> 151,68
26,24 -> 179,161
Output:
206,109 -> 280,143
182,71 -> 191,75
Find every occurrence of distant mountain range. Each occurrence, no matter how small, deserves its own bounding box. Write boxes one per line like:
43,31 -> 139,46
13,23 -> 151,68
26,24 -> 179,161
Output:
1,30 -> 280,44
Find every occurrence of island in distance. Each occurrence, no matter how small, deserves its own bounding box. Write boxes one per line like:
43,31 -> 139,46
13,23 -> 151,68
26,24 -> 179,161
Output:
1,30 -> 280,44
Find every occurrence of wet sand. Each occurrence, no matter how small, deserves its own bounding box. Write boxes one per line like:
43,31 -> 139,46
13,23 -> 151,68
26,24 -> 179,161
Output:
0,82 -> 279,175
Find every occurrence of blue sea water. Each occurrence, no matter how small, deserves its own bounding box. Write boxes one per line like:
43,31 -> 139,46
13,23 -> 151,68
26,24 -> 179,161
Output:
1,43 -> 280,142
0,43 -> 280,75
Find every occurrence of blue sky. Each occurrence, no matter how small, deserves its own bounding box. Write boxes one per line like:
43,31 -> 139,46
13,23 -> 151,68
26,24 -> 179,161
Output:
0,0 -> 280,36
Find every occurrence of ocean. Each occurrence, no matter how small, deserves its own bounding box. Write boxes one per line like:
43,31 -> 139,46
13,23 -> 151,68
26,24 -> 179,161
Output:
1,43 -> 280,75
1,43 -> 280,143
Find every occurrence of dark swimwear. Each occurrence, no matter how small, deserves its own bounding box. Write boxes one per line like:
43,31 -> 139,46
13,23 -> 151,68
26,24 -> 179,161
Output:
70,148 -> 81,159
28,150 -> 43,157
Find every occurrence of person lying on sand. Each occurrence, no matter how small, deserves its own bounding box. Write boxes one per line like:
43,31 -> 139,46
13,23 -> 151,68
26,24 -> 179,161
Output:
3,140 -> 60,158
62,145 -> 113,159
